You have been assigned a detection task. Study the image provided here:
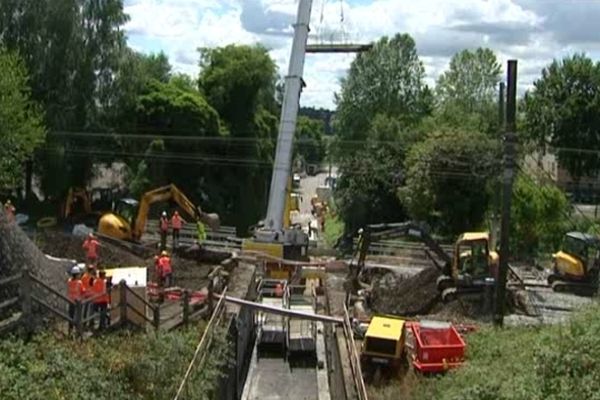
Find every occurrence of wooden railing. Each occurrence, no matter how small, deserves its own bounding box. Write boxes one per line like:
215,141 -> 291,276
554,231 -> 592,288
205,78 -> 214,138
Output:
342,304 -> 369,400
0,270 -> 210,338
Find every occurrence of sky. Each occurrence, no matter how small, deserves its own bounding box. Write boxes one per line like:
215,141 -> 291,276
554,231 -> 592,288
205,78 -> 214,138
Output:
124,0 -> 600,110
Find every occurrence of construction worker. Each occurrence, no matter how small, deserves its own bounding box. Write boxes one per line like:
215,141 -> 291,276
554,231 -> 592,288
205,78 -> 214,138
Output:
275,282 -> 284,297
196,220 -> 206,245
159,211 -> 169,250
82,233 -> 101,267
171,210 -> 183,248
67,265 -> 85,334
153,254 -> 161,282
3,200 -> 15,223
158,250 -> 173,288
81,264 -> 97,326
92,270 -> 110,330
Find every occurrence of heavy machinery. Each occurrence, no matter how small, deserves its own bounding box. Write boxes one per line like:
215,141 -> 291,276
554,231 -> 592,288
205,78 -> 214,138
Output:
350,222 -> 499,301
97,184 -> 219,242
241,0 -> 311,272
547,231 -> 600,293
360,315 -> 406,382
59,187 -> 119,226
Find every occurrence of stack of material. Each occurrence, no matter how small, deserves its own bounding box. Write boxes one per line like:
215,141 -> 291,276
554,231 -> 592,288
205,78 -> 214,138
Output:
371,266 -> 441,316
0,209 -> 67,320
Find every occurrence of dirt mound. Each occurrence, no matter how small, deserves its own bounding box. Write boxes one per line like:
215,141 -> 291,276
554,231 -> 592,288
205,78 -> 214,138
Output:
371,266 -> 441,316
37,230 -> 144,267
0,210 -> 67,319
170,256 -> 212,291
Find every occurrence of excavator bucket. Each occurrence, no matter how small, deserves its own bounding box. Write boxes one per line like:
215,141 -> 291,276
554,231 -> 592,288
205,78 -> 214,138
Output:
198,208 -> 220,231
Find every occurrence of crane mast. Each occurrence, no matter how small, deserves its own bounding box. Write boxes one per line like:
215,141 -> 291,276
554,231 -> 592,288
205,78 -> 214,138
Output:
258,0 -> 313,249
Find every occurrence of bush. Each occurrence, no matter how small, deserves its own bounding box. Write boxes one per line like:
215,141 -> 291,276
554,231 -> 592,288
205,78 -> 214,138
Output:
0,324 -> 230,400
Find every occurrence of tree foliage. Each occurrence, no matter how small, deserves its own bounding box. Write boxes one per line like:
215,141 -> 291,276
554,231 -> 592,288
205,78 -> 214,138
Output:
511,174 -> 570,258
0,48 -> 46,189
295,116 -> 326,166
523,54 -> 600,180
400,129 -> 500,235
435,48 -> 501,133
335,34 -> 432,147
198,44 -> 279,233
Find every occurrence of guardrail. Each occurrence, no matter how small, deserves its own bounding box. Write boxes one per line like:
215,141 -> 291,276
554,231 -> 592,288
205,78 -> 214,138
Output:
0,269 -> 209,338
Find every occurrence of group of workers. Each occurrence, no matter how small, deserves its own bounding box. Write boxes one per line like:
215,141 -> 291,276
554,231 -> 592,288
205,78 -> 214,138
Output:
66,233 -> 109,333
159,210 -> 207,250
67,264 -> 110,333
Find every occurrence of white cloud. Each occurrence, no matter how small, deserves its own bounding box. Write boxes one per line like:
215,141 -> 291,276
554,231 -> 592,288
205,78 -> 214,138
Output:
124,0 -> 600,109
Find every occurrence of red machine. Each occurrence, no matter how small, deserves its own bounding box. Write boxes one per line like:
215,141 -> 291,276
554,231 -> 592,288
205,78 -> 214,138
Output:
409,321 -> 466,373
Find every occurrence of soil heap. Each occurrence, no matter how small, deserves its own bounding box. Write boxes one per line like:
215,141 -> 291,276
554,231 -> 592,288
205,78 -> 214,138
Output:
0,210 -> 68,319
371,266 -> 441,316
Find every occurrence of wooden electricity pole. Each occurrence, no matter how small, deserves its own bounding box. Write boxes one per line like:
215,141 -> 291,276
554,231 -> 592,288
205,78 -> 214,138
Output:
494,60 -> 517,326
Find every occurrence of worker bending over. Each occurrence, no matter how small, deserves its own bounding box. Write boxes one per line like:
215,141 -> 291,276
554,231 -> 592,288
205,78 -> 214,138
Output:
82,233 -> 101,267
171,210 -> 184,248
157,251 -> 173,288
3,200 -> 15,223
92,270 -> 110,330
67,266 -> 85,334
159,211 -> 169,250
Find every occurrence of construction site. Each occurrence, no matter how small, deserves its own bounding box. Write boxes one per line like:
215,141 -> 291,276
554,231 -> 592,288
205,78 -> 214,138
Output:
2,0 -> 600,399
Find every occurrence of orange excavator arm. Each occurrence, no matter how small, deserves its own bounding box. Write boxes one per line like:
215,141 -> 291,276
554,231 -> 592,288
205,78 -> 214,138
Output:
131,184 -> 220,240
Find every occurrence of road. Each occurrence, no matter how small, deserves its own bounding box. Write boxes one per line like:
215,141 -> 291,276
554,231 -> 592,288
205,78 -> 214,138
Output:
292,169 -> 337,240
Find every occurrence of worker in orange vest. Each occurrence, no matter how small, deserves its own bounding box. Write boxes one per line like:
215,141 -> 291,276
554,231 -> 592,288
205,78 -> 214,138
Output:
67,265 -> 85,334
158,250 -> 173,288
81,264 -> 96,327
4,200 -> 15,223
92,269 -> 110,330
82,233 -> 101,267
275,282 -> 284,297
171,210 -> 184,248
159,211 -> 169,250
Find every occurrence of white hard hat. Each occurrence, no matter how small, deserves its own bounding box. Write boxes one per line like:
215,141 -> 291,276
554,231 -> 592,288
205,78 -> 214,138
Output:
71,266 -> 81,275
162,211 -> 167,217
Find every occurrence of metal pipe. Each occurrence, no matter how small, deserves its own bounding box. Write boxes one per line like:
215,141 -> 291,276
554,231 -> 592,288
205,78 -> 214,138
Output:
215,294 -> 344,324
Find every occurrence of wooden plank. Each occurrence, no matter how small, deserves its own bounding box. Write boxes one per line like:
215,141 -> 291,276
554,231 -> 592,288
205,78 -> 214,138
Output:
31,295 -> 73,322
0,297 -> 20,311
0,273 -> 22,288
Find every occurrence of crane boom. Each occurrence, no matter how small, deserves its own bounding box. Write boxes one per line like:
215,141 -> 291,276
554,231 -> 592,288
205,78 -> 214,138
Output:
264,0 -> 313,232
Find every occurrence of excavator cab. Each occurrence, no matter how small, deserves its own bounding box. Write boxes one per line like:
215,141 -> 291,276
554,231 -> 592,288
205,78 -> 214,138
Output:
549,232 -> 600,292
453,233 -> 497,280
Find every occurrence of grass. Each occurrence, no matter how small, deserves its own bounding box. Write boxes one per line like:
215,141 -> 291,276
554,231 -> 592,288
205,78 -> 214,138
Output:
370,304 -> 600,400
323,211 -> 344,248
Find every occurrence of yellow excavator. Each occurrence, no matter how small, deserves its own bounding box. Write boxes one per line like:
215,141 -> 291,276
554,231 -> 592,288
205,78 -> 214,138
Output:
97,184 -> 220,242
548,231 -> 600,294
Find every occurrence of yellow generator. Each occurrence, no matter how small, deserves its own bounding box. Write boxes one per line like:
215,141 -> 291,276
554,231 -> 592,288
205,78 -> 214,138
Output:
361,316 -> 406,381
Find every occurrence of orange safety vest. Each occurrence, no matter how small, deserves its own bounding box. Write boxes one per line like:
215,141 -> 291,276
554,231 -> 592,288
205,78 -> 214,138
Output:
81,272 -> 95,297
171,214 -> 182,230
92,277 -> 109,304
68,278 -> 85,301
158,256 -> 172,276
83,239 -> 99,259
160,217 -> 169,232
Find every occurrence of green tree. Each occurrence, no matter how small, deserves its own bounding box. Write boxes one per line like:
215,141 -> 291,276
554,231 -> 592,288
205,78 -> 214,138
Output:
0,48 -> 46,189
198,44 -> 279,233
523,54 -> 600,180
435,48 -> 501,132
335,34 -> 432,149
511,174 -> 570,258
400,129 -> 500,235
334,115 -> 416,232
295,116 -> 325,166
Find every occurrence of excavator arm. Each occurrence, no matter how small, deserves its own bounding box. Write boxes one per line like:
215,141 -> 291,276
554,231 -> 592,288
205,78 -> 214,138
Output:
353,221 -> 452,273
132,184 -> 220,240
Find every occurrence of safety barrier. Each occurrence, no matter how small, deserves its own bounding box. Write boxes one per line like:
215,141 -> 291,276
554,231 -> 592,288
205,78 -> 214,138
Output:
0,271 -> 209,339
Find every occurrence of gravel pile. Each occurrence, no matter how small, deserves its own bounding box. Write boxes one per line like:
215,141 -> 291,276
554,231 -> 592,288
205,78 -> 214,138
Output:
371,266 -> 441,316
0,209 -> 68,320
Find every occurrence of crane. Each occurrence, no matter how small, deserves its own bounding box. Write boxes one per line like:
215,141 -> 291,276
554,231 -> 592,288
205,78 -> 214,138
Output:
243,0 -> 313,268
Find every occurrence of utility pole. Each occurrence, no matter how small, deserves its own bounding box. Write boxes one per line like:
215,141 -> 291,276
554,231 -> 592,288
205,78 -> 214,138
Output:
491,82 -> 506,251
494,60 -> 517,326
